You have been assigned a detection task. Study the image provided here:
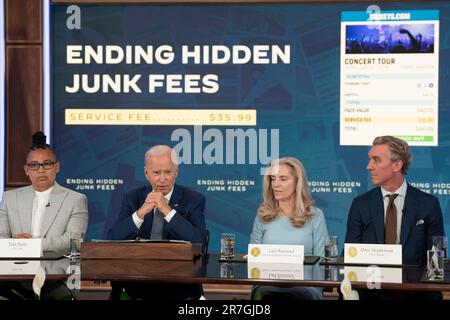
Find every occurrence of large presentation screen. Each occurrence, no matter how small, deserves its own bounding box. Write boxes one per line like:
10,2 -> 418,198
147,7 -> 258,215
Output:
340,10 -> 440,146
51,2 -> 450,252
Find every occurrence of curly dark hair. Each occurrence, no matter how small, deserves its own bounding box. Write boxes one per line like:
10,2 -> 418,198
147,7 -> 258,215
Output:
26,131 -> 57,162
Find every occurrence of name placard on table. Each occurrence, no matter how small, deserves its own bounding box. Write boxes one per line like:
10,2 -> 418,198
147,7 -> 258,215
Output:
248,244 -> 304,263
343,266 -> 403,284
344,243 -> 402,265
0,261 -> 42,275
0,239 -> 43,258
248,262 -> 304,280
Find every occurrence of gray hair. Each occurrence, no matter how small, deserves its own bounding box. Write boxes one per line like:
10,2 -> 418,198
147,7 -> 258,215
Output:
144,145 -> 179,167
372,136 -> 411,175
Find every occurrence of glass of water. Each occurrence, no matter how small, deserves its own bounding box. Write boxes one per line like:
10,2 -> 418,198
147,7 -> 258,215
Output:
324,235 -> 339,262
427,249 -> 444,280
432,236 -> 448,259
69,232 -> 84,257
220,233 -> 235,260
220,262 -> 235,278
324,265 -> 339,281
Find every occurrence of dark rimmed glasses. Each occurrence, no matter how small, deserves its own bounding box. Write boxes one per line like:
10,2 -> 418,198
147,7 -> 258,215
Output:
26,161 -> 56,171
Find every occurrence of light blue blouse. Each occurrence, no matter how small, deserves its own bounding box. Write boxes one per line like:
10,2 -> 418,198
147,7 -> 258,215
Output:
250,206 -> 329,257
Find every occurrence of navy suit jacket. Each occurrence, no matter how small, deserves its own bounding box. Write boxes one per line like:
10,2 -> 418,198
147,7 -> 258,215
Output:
106,184 -> 207,245
344,184 -> 445,266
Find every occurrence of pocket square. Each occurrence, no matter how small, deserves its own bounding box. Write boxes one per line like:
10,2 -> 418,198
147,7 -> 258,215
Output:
416,219 -> 424,226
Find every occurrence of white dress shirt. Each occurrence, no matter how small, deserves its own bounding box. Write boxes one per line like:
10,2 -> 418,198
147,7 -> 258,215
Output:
381,179 -> 407,244
132,187 -> 176,229
31,187 -> 53,238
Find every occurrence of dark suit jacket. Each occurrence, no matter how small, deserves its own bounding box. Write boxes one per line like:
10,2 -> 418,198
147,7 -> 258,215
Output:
106,184 -> 207,300
106,184 -> 207,244
344,184 -> 445,266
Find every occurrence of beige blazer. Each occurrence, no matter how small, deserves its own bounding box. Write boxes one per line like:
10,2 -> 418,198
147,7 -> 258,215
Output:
0,182 -> 88,252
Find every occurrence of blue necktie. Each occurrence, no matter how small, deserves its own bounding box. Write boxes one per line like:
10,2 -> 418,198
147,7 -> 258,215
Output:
150,208 -> 164,239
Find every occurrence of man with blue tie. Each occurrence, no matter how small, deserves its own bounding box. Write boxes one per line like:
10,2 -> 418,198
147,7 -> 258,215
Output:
107,145 -> 207,300
344,136 -> 445,300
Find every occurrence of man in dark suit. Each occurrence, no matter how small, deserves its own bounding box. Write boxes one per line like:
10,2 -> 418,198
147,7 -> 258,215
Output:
344,136 -> 445,300
106,145 -> 207,300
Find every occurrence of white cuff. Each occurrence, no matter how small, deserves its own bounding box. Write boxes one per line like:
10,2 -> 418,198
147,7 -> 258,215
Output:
132,211 -> 144,229
164,209 -> 176,222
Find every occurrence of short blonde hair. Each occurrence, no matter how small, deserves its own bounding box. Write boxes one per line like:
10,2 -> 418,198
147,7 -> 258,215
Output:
258,157 -> 314,227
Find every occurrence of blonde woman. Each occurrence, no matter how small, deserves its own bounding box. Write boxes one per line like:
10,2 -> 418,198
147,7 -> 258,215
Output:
250,157 -> 328,300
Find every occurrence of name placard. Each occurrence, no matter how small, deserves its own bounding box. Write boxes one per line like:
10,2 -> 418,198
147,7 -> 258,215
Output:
248,262 -> 304,280
344,243 -> 402,265
248,244 -> 304,263
0,261 -> 42,275
0,239 -> 43,258
343,266 -> 403,284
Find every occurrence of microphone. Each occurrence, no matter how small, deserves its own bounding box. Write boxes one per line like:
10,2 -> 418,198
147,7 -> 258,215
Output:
45,202 -> 50,207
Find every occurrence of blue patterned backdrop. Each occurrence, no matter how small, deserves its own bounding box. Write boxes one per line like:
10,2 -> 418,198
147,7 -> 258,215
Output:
51,2 -> 450,253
